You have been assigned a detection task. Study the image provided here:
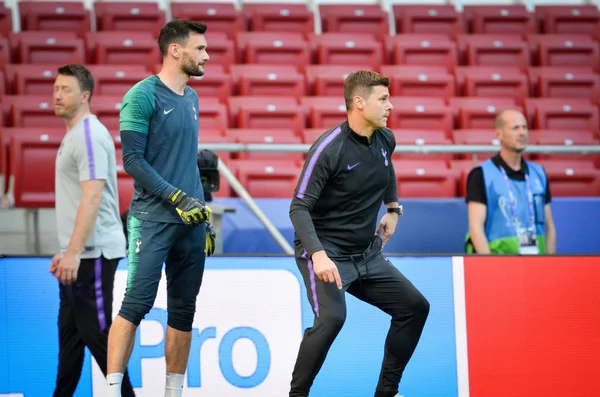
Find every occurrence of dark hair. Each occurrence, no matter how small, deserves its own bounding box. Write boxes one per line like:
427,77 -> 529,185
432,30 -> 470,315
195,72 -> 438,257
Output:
343,70 -> 390,110
57,64 -> 95,102
158,19 -> 208,57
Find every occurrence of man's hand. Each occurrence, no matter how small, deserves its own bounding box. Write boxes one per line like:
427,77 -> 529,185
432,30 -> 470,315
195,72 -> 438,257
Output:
49,252 -> 62,275
168,188 -> 212,226
376,212 -> 399,249
312,251 -> 342,290
205,223 -> 216,256
53,252 -> 81,285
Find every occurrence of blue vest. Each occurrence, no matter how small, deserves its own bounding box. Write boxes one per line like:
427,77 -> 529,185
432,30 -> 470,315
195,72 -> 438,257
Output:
481,159 -> 547,245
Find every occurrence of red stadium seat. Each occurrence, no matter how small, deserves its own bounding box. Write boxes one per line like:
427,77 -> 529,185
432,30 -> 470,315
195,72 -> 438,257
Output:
320,4 -> 388,41
452,157 -> 483,196
237,32 -> 309,72
386,34 -> 458,71
388,97 -> 453,138
10,63 -> 60,95
94,2 -> 165,36
245,3 -> 313,37
85,65 -> 150,97
198,129 -> 231,162
381,65 -> 456,100
227,128 -> 303,161
301,96 -> 347,129
232,159 -> 301,198
183,63 -> 232,103
198,97 -> 228,133
394,5 -> 462,39
8,134 -> 61,207
305,64 -> 363,96
530,67 -> 600,101
18,34 -> 85,64
530,129 -> 600,167
465,5 -> 534,38
0,37 -> 10,68
116,170 -> 134,213
6,95 -> 62,128
228,96 -> 298,127
0,3 -> 12,37
455,66 -> 528,105
525,98 -> 599,137
392,159 -> 459,198
171,2 -> 243,39
302,128 -> 327,144
391,129 -> 453,162
90,96 -> 124,132
449,97 -> 520,130
537,159 -> 600,196
234,101 -> 304,135
231,64 -> 305,99
311,33 -> 382,70
87,31 -> 160,70
461,34 -> 530,71
536,5 -> 600,36
533,34 -> 600,71
19,1 -> 90,37
453,129 -> 500,145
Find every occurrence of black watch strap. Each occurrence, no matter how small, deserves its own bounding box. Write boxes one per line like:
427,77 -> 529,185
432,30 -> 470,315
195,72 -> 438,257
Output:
387,205 -> 403,216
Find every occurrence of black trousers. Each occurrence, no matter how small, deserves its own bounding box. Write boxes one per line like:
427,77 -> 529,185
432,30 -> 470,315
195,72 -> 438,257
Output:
289,236 -> 430,397
54,256 -> 135,397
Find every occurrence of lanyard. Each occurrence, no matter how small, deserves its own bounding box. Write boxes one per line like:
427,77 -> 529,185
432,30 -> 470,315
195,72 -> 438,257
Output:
499,166 -> 535,229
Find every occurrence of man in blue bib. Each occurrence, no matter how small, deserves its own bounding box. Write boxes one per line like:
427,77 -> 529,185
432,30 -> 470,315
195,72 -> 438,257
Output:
465,109 -> 557,254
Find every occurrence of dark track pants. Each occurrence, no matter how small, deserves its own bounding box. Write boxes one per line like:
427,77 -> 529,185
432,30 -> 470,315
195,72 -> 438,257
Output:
54,256 -> 135,397
289,236 -> 430,397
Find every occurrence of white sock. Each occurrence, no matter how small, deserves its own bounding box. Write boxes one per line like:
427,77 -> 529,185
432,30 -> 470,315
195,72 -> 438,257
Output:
107,373 -> 124,397
165,372 -> 185,397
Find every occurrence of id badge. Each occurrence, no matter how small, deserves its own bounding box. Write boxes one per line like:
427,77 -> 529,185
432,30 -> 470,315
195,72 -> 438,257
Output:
517,226 -> 539,255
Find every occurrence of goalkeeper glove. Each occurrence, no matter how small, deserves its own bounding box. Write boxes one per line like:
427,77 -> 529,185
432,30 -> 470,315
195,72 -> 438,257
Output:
205,223 -> 216,256
167,188 -> 212,226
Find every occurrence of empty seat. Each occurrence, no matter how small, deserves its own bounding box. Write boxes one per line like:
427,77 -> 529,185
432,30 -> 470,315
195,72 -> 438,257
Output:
391,129 -> 453,162
462,34 -> 530,71
8,134 -> 61,207
198,97 -> 228,133
386,34 -> 458,71
171,2 -> 243,39
320,4 -> 388,40
312,33 -> 383,70
536,5 -> 600,36
94,2 -> 165,36
301,96 -> 347,129
0,3 -> 12,37
0,37 -> 10,68
116,170 -> 134,213
228,96 -> 298,127
87,31 -> 160,70
530,129 -> 600,165
234,101 -> 304,135
12,64 -> 61,95
184,64 -> 232,103
537,159 -> 600,196
227,128 -> 303,161
305,64 -> 363,96
302,128 -> 327,144
236,32 -> 309,71
19,1 -> 90,37
198,129 -> 231,162
466,5 -> 534,38
7,96 -> 63,128
388,98 -> 453,137
381,65 -> 456,99
452,128 -> 501,161
394,5 -> 462,39
245,3 -> 313,36
231,64 -> 305,99
450,97 -> 520,130
232,159 -> 301,198
455,66 -> 528,104
452,157 -> 483,196
534,34 -> 600,71
85,65 -> 149,97
18,35 -> 84,64
392,159 -> 459,198
531,67 -> 600,101
527,98 -> 599,137
90,96 -> 124,132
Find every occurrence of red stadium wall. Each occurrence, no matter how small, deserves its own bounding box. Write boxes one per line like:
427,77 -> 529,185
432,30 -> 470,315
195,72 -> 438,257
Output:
463,256 -> 600,397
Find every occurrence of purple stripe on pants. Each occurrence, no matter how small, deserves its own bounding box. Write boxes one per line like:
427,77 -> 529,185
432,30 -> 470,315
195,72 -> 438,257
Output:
302,250 -> 319,317
94,258 -> 106,332
296,126 -> 342,199
83,117 -> 96,179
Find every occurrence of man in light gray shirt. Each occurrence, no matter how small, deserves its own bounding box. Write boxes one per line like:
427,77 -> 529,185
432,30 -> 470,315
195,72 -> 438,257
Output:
49,64 -> 135,397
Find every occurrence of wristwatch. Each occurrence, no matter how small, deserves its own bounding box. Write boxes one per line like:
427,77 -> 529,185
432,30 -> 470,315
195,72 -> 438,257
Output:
387,205 -> 403,216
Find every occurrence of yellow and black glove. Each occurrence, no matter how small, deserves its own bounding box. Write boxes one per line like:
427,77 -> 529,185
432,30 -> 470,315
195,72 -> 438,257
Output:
167,188 -> 212,226
205,223 -> 216,256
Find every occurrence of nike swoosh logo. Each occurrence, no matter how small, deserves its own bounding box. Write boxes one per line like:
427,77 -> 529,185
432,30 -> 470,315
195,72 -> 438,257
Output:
164,108 -> 174,114
347,162 -> 360,170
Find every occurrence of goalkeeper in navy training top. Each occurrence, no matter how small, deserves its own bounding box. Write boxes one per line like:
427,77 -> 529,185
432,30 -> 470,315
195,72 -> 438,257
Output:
106,19 -> 215,397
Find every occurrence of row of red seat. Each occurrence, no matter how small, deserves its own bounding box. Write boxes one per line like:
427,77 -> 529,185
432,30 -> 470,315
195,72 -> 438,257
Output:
3,2 -> 600,41
1,30 -> 600,72
2,94 -> 599,138
2,133 -> 599,210
1,63 -> 599,104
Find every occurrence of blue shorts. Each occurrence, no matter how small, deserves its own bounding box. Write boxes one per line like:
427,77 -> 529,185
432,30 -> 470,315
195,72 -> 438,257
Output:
118,215 -> 207,328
